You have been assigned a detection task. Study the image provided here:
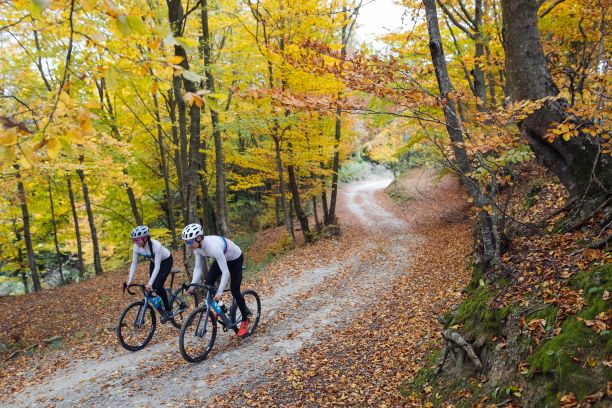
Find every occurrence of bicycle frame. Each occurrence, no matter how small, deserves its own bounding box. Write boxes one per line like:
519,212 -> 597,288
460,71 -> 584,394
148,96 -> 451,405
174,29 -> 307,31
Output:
124,284 -> 161,328
191,285 -> 238,338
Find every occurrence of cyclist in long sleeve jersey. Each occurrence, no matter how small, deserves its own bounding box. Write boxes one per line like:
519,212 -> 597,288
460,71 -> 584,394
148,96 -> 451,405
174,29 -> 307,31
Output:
127,225 -> 174,323
182,223 -> 251,337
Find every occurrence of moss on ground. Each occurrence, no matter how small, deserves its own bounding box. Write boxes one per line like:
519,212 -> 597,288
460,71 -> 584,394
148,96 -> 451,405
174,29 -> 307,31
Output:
448,265 -> 514,338
405,264 -> 611,407
526,264 -> 611,405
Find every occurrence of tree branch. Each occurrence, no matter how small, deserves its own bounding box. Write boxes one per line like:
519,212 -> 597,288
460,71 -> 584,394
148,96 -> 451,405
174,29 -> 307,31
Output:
0,14 -> 30,32
436,0 -> 475,38
41,0 -> 75,136
538,0 -> 566,18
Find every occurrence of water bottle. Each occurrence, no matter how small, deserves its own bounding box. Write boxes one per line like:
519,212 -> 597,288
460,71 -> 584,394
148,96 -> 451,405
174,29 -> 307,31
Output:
211,300 -> 223,315
218,300 -> 227,314
150,295 -> 163,310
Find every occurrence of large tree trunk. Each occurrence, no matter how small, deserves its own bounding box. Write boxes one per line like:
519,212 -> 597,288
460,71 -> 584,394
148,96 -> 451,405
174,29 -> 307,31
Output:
153,92 -> 178,249
47,176 -> 64,284
168,0 -> 201,225
66,175 -> 85,278
167,89 -> 187,214
201,0 -> 230,236
501,0 -> 612,208
423,0 -> 499,263
14,165 -> 42,291
77,162 -> 103,276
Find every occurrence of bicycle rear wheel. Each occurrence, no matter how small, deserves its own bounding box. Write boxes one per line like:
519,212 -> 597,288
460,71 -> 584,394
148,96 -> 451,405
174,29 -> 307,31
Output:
117,300 -> 156,351
230,289 -> 261,337
168,287 -> 199,329
178,306 -> 217,363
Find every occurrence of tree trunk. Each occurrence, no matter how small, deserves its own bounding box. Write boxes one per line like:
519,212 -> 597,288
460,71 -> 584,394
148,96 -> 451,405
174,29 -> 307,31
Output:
14,165 -> 42,291
77,162 -> 103,276
201,0 -> 230,236
423,0 -> 499,263
168,0 -> 201,225
47,176 -> 64,284
275,194 -> 281,226
274,138 -> 294,242
12,219 -> 29,293
66,175 -> 85,278
327,7 -> 355,225
501,0 -> 612,207
167,89 -> 187,214
312,195 -> 321,231
287,159 -> 311,241
153,92 -> 178,249
123,170 -> 142,226
473,0 -> 487,110
327,100 -> 341,226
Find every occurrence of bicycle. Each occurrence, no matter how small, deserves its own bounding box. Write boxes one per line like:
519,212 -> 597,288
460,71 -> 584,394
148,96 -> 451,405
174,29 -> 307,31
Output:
117,269 -> 199,351
178,283 -> 261,363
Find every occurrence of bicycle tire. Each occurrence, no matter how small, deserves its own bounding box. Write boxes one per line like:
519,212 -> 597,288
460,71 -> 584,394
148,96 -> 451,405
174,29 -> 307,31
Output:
117,300 -> 157,351
169,287 -> 200,329
178,306 -> 217,363
230,289 -> 261,337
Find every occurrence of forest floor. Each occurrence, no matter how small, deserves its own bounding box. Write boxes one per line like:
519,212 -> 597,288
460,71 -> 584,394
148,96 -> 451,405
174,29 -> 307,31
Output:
1,167 -> 473,407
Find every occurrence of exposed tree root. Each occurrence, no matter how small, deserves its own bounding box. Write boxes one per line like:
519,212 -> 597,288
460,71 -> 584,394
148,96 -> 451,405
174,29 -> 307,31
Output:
434,329 -> 483,375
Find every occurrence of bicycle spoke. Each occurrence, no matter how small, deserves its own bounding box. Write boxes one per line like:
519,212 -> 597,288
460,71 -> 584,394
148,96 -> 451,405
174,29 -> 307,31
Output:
117,301 -> 156,351
179,307 -> 216,363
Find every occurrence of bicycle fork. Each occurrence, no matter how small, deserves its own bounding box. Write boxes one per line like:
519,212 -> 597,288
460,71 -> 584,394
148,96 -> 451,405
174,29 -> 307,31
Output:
134,297 -> 149,329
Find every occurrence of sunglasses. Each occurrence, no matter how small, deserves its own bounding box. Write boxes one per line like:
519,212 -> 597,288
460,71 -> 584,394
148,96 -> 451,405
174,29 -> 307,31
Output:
133,237 -> 147,244
184,239 -> 196,246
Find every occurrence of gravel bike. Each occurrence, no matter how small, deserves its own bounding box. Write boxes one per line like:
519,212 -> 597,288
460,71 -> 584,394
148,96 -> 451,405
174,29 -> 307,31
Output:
178,283 -> 261,363
117,269 -> 199,351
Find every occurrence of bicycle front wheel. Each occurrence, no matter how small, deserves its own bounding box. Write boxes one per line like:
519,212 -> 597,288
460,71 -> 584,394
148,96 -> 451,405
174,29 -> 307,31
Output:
178,306 -> 217,363
230,289 -> 261,337
169,287 -> 200,330
117,300 -> 156,351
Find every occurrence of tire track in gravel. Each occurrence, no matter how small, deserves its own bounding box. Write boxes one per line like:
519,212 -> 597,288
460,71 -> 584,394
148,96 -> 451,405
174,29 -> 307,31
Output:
8,173 -> 414,408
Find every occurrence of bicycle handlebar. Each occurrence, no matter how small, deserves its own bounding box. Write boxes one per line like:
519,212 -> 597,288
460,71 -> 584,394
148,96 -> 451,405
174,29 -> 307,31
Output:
123,283 -> 158,296
182,282 -> 218,292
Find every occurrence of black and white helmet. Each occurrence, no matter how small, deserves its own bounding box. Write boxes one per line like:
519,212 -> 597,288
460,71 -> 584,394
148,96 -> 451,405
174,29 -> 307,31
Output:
130,225 -> 150,238
182,223 -> 203,240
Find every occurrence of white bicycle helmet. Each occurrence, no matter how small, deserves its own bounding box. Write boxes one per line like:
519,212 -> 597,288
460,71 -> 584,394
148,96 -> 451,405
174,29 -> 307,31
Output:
130,225 -> 150,238
182,223 -> 203,240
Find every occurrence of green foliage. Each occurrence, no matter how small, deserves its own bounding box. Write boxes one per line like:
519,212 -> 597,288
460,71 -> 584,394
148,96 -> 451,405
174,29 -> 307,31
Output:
385,179 -> 414,203
338,158 -> 376,183
229,198 -> 265,230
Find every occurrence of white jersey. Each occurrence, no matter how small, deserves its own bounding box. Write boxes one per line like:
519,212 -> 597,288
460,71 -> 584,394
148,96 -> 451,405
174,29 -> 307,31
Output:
190,236 -> 242,297
127,239 -> 171,287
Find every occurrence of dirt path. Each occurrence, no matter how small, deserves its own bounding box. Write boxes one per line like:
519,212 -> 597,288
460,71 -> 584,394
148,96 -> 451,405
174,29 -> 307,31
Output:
6,171 -> 439,407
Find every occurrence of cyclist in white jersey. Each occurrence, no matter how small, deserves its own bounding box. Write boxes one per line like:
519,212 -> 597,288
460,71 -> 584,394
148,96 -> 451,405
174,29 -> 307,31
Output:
182,223 -> 251,337
126,225 -> 174,323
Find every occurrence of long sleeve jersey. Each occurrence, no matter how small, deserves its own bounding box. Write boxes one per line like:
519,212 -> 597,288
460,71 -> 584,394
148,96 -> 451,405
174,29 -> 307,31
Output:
127,239 -> 171,286
190,236 -> 242,298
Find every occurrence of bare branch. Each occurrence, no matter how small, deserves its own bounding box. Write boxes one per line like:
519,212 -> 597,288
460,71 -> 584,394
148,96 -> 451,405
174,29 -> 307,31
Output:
436,0 -> 476,38
538,0 -> 566,18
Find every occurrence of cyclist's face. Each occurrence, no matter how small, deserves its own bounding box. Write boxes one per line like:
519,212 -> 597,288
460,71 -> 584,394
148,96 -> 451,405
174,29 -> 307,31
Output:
133,237 -> 147,247
184,238 -> 199,250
